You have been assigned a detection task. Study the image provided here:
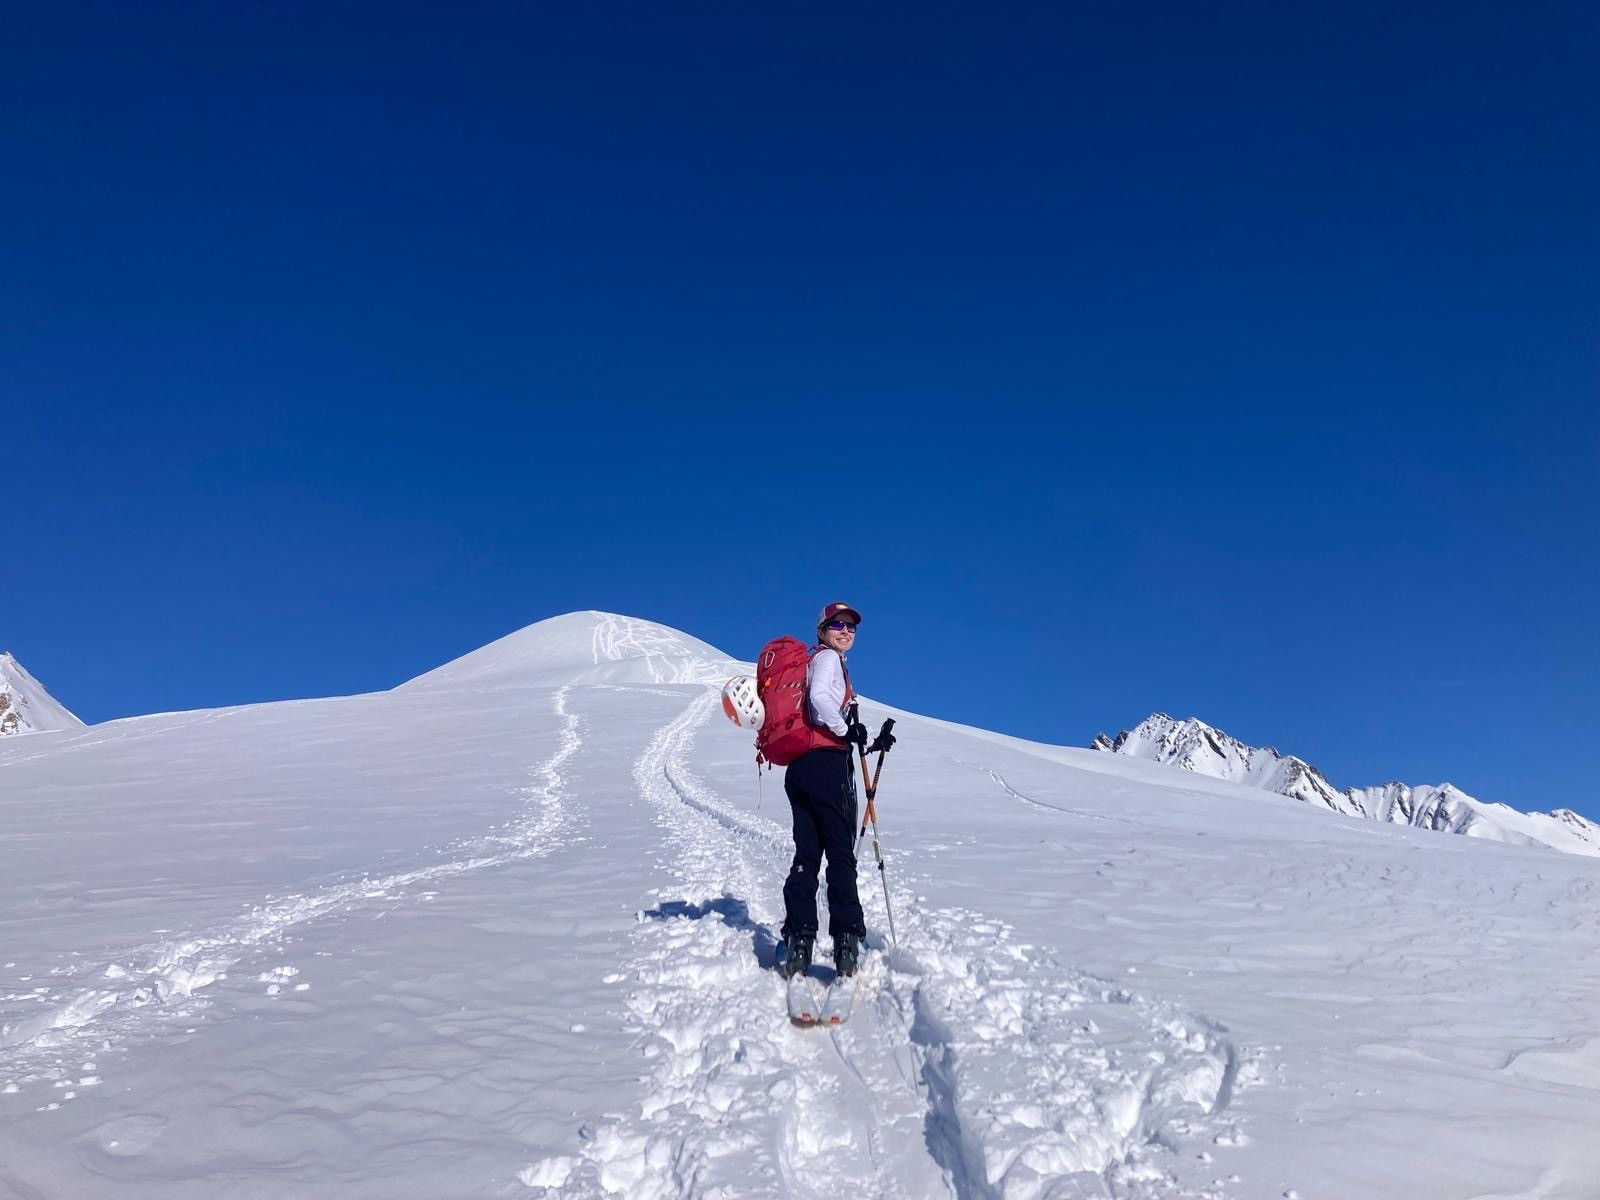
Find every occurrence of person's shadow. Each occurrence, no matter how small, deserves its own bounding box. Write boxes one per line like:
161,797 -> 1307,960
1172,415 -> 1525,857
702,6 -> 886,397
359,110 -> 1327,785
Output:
642,894 -> 791,973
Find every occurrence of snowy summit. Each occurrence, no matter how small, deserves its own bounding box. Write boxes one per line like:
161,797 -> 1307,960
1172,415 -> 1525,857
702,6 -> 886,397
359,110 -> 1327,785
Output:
3,612 -> 1599,1199
1095,712 -> 1600,857
0,652 -> 83,736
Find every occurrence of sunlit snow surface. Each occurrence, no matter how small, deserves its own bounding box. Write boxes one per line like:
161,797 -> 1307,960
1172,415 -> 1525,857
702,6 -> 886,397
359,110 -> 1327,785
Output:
3,612 -> 1598,1199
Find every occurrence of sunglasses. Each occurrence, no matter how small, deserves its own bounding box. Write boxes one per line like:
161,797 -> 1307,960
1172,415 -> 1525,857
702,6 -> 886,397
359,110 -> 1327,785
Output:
823,620 -> 858,632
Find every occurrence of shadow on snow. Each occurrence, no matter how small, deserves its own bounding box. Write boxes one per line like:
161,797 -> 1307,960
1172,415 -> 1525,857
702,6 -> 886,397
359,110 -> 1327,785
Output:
643,894 -> 783,971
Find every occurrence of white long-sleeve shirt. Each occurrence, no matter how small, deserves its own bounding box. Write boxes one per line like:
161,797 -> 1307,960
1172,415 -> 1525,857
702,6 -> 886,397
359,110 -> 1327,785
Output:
806,647 -> 850,737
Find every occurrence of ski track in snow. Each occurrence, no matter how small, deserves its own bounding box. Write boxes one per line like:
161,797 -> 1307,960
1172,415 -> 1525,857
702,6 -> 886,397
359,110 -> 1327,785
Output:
522,690 -> 911,1199
964,762 -> 1151,829
0,689 -> 585,1095
523,690 -> 1256,1200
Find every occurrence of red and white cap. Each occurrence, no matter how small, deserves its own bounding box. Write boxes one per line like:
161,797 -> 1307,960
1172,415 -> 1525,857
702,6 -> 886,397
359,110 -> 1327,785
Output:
817,602 -> 862,628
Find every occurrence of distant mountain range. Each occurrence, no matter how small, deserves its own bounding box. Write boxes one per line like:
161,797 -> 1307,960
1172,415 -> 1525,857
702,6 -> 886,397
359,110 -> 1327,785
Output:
0,652 -> 85,736
1093,713 -> 1600,858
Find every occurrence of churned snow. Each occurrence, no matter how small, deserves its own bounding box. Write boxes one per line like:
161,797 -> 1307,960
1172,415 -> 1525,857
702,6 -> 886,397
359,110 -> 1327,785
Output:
2,612 -> 1598,1199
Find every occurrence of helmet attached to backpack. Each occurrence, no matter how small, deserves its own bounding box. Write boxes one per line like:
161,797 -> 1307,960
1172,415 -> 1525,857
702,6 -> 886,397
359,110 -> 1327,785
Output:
720,675 -> 764,730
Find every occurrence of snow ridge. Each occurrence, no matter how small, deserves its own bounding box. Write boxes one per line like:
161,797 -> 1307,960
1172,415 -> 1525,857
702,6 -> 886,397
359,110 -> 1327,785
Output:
0,652 -> 84,736
1096,713 -> 1600,857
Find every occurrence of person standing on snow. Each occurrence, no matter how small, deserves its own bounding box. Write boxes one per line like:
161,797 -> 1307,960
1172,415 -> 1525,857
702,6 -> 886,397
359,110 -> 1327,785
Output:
780,602 -> 871,981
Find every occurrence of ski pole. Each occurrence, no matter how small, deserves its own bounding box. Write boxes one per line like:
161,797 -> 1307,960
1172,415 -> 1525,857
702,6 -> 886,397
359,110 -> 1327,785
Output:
857,788 -> 877,847
868,734 -> 890,795
846,712 -> 898,948
855,719 -> 894,847
866,805 -> 897,947
847,704 -> 874,844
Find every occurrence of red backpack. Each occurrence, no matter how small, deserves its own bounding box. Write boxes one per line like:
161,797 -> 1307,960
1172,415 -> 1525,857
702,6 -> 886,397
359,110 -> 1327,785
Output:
755,636 -> 857,768
755,637 -> 814,768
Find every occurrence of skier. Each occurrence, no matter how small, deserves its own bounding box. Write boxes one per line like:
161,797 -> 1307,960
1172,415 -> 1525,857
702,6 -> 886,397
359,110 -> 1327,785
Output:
779,603 -> 870,981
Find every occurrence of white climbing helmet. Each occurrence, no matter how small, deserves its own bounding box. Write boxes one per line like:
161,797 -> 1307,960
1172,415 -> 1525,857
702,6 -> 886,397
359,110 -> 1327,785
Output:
720,675 -> 765,730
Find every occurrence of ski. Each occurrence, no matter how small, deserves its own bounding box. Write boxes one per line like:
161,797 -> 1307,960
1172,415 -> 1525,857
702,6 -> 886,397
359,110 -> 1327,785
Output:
785,969 -> 857,1027
786,971 -> 826,1026
817,974 -> 857,1025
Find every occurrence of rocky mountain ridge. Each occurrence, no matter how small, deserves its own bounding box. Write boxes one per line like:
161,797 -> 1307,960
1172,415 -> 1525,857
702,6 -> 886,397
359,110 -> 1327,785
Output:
0,652 -> 85,735
1094,713 -> 1600,857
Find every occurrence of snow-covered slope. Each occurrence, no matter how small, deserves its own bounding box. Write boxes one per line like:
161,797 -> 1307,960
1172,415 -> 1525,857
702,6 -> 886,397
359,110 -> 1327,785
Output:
0,651 -> 84,735
4,614 -> 1599,1200
1096,712 -> 1600,857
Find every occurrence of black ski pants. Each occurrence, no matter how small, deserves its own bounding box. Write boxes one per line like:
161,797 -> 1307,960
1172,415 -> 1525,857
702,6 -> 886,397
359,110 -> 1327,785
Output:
781,747 -> 866,941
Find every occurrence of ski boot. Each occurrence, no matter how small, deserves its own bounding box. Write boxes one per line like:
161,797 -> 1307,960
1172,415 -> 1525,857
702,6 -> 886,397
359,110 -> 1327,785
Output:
834,932 -> 862,978
780,933 -> 815,980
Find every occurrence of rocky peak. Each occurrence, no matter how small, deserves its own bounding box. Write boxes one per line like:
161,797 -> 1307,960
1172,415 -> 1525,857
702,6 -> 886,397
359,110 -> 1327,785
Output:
0,652 -> 86,735
1096,713 -> 1600,857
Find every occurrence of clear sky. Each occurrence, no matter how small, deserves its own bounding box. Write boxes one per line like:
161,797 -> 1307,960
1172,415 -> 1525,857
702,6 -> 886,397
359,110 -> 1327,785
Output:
7,4 -> 1597,818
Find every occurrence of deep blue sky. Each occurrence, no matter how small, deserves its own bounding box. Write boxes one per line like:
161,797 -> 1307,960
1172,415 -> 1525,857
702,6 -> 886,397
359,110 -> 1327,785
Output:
7,4 -> 1597,817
